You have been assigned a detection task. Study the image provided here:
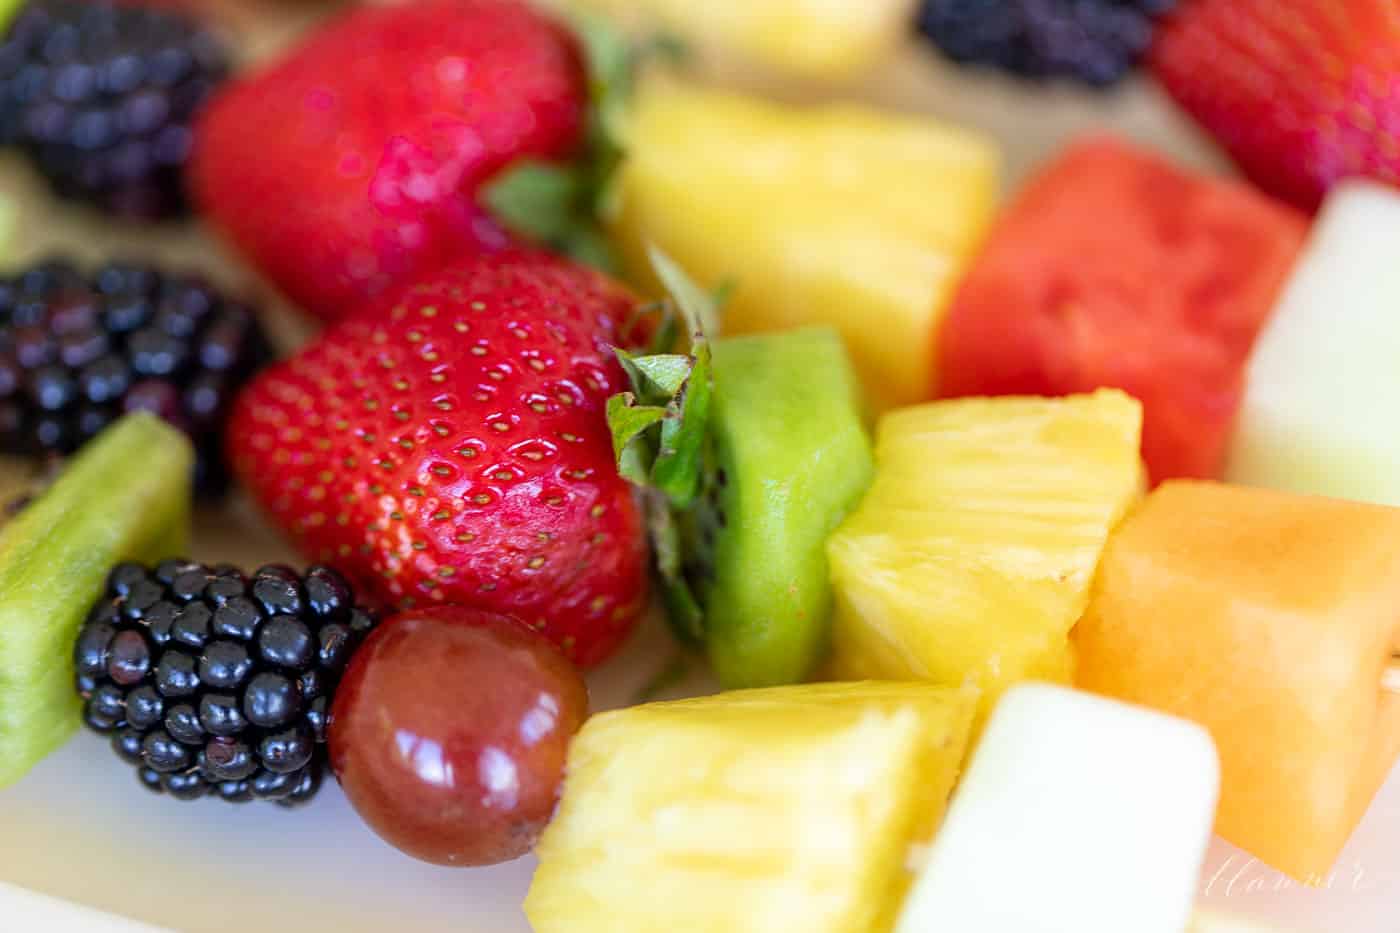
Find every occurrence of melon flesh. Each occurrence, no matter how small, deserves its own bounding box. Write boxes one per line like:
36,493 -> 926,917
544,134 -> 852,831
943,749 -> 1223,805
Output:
1074,480 -> 1400,881
1227,181 -> 1400,505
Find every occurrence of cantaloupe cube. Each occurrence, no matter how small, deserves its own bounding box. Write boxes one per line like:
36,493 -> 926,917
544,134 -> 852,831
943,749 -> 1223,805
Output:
827,390 -> 1143,723
1074,481 -> 1400,881
1227,181 -> 1400,505
524,682 -> 977,933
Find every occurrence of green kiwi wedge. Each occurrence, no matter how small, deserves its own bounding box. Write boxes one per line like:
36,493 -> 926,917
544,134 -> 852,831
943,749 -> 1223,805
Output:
610,252 -> 873,687
0,412 -> 192,787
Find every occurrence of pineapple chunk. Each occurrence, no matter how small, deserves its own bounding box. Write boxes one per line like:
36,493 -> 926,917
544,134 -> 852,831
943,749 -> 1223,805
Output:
524,682 -> 977,933
610,81 -> 1001,412
827,391 -> 1143,721
557,0 -> 917,80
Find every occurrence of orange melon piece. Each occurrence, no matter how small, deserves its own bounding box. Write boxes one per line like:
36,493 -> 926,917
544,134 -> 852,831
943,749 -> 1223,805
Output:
1074,481 -> 1400,882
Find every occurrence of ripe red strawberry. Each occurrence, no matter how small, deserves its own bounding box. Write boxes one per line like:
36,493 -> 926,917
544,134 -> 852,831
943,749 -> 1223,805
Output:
227,251 -> 648,669
190,0 -> 586,322
1151,0 -> 1400,210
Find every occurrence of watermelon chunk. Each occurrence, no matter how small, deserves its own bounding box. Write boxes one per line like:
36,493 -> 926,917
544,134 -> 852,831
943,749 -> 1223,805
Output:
936,135 -> 1308,484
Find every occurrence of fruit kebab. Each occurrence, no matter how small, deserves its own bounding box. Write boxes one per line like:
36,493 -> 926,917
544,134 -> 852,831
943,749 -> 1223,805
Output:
1075,480 -> 1400,882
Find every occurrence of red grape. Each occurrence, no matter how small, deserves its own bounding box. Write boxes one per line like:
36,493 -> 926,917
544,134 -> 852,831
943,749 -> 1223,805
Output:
329,606 -> 588,866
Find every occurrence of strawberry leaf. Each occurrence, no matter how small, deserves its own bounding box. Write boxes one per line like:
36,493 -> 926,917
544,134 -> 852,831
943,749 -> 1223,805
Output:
606,394 -> 665,486
642,488 -> 704,645
650,338 -> 710,508
481,161 -> 585,244
605,250 -> 722,648
483,13 -> 689,275
647,245 -> 720,337
615,349 -> 691,402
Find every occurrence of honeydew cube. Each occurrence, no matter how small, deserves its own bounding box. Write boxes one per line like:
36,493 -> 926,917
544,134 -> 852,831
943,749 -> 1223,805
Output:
895,684 -> 1218,933
1228,181 -> 1400,505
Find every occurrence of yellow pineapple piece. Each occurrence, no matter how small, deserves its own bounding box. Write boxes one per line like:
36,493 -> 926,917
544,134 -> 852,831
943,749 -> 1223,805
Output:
827,390 -> 1143,722
609,81 -> 1001,412
524,682 -> 977,933
558,0 -> 917,80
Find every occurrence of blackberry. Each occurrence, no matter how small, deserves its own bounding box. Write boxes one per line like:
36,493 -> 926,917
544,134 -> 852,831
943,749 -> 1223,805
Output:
73,561 -> 377,806
0,0 -> 229,219
0,257 -> 271,494
918,0 -> 1174,88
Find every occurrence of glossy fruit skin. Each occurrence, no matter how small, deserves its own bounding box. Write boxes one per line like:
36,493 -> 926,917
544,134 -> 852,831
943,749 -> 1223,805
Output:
190,0 -> 585,322
227,251 -> 647,668
329,607 -> 588,866
1151,0 -> 1400,210
936,135 -> 1307,484
74,560 -> 377,805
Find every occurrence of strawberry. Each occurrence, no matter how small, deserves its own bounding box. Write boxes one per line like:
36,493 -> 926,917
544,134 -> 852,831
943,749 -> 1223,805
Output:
190,0 -> 587,322
1151,0 -> 1400,210
226,250 -> 648,668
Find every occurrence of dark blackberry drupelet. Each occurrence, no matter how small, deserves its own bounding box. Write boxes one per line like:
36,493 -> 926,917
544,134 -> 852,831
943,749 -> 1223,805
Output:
74,561 -> 377,806
0,0 -> 229,219
918,0 -> 1175,87
0,257 -> 271,493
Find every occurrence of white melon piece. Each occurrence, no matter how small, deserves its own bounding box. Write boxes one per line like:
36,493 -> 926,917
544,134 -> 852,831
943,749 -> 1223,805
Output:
895,683 -> 1219,933
1228,181 -> 1400,504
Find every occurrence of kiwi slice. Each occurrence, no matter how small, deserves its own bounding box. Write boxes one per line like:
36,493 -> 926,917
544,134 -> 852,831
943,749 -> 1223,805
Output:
611,253 -> 873,687
0,412 -> 192,787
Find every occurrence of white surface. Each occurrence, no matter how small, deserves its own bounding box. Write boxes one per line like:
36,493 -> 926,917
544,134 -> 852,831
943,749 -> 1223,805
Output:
1228,181 -> 1400,504
896,684 -> 1219,933
1189,909 -> 1311,933
0,882 -> 173,932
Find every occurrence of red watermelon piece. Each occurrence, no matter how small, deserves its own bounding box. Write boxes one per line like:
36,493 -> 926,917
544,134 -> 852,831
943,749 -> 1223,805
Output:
935,135 -> 1308,484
